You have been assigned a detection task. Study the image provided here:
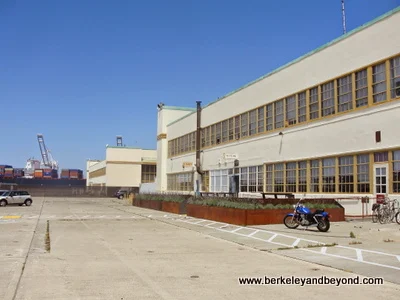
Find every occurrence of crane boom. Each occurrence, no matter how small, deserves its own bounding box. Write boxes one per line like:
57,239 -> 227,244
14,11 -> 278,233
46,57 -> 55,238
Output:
37,134 -> 59,170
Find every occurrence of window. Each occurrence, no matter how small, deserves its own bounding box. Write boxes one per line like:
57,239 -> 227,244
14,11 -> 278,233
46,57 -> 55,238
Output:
210,124 -> 216,146
372,62 -> 387,103
216,122 -> 221,144
274,100 -> 284,129
298,161 -> 307,192
390,56 -> 400,98
285,162 -> 296,192
168,141 -> 172,157
202,171 -> 209,192
257,165 -> 264,192
374,151 -> 388,162
183,135 -> 188,152
228,118 -> 234,141
249,110 -> 257,135
357,154 -> 370,193
309,87 -> 319,120
222,120 -> 228,143
210,169 -> 230,192
338,156 -> 354,193
265,165 -> 273,192
393,150 -> 400,193
274,163 -> 284,192
337,75 -> 353,112
241,113 -> 249,138
266,103 -> 273,131
322,158 -> 336,192
141,165 -> 157,183
298,92 -> 306,123
310,160 -> 320,192
248,166 -> 257,192
355,69 -> 368,107
286,95 -> 296,125
240,167 -> 248,192
257,107 -> 265,133
321,81 -> 335,116
204,127 -> 210,147
167,173 -> 193,191
234,116 -> 240,139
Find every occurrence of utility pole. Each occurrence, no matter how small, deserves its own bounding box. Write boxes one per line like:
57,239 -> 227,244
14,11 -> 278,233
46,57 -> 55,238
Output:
342,0 -> 347,34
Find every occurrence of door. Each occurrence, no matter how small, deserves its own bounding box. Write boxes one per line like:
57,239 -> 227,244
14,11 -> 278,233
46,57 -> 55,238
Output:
8,191 -> 18,204
374,164 -> 389,194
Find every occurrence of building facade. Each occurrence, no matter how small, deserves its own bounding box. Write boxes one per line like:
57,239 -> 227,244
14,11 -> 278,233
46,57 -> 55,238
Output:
156,8 -> 400,212
87,146 -> 157,188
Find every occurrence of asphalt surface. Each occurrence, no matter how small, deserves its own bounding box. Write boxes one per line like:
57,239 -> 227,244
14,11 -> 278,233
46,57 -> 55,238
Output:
1,197 -> 399,300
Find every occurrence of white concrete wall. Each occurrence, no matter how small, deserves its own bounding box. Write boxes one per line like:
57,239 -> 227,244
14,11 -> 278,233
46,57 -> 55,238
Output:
87,160 -> 107,186
106,163 -> 142,187
166,10 -> 400,138
106,147 -> 143,162
156,107 -> 196,191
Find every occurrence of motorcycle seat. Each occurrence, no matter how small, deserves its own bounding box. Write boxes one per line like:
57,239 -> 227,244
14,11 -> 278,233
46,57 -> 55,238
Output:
314,209 -> 325,215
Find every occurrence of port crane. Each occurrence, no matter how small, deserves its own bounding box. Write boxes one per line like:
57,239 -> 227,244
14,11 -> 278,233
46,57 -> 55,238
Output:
37,134 -> 59,170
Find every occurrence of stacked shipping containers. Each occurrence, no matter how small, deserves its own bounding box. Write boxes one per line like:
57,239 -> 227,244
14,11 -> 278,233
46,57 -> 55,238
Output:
14,168 -> 25,178
4,167 -> 14,178
69,169 -> 83,179
60,169 -> 70,179
34,169 -> 43,178
0,165 -> 12,177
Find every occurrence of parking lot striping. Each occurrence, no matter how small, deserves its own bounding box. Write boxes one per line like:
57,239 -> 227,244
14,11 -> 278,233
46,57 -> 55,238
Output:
168,215 -> 400,271
301,248 -> 400,271
292,238 -> 301,247
1,215 -> 21,219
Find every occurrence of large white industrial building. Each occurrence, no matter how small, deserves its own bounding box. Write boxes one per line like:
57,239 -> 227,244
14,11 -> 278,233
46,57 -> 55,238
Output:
156,7 -> 400,212
87,145 -> 157,189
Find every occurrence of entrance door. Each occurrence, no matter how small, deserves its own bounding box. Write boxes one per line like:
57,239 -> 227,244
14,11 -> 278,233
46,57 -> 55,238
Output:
374,164 -> 389,194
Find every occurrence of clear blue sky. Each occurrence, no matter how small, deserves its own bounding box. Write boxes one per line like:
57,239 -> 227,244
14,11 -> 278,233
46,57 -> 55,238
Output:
1,0 -> 399,173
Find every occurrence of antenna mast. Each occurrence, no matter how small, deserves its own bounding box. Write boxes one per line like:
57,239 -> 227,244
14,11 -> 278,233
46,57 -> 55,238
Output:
341,0 -> 347,34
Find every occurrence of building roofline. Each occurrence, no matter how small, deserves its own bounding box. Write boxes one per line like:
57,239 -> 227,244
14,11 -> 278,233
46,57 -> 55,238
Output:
106,146 -> 156,151
162,106 -> 196,112
165,6 -> 400,127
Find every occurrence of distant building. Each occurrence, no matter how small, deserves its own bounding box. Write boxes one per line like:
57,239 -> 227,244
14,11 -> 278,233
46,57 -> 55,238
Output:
87,146 -> 157,188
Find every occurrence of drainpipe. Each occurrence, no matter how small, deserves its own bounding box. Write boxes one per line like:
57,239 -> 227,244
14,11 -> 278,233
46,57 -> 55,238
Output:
196,101 -> 204,176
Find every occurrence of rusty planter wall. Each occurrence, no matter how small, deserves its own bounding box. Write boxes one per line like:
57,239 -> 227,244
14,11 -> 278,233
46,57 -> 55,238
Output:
136,199 -> 162,211
161,201 -> 186,214
186,204 -> 345,226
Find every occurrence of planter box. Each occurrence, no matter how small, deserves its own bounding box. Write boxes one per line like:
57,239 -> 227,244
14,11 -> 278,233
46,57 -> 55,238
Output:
135,199 -> 162,211
187,204 -> 345,226
161,201 -> 186,214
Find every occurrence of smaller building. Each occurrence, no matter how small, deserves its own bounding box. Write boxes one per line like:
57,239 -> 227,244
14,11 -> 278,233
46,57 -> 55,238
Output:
87,146 -> 157,189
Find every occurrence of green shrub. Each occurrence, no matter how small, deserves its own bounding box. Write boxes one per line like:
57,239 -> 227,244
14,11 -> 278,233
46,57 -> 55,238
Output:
135,193 -> 189,203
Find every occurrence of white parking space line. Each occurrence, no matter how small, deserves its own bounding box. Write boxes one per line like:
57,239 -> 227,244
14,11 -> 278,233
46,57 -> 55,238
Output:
230,227 -> 243,233
268,234 -> 278,242
292,238 -> 301,247
356,249 -> 363,262
247,230 -> 259,237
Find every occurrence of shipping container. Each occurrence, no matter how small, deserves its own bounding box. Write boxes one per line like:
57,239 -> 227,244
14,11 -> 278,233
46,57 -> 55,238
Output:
14,168 -> 25,178
34,169 -> 43,178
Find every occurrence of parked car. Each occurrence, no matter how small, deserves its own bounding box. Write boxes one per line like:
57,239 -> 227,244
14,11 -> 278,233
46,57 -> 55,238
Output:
0,190 -> 33,207
114,189 -> 128,199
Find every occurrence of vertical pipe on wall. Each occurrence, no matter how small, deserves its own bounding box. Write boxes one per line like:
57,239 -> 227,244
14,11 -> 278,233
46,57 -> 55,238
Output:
196,101 -> 204,177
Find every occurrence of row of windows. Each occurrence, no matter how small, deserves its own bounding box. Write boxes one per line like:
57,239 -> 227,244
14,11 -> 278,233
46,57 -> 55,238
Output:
141,165 -> 157,183
167,150 -> 400,194
168,55 -> 400,158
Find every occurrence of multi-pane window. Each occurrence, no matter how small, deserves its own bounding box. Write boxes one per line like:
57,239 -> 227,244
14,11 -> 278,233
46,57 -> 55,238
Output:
274,100 -> 284,129
355,69 -> 368,107
374,151 -> 388,162
257,165 -> 264,192
298,161 -> 307,192
257,107 -> 265,133
249,109 -> 257,136
309,87 -> 319,120
167,173 -> 193,191
222,120 -> 228,143
274,163 -> 284,192
228,118 -> 234,141
201,129 -> 206,148
390,56 -> 400,98
337,75 -> 353,112
285,162 -> 296,192
216,122 -> 221,144
241,113 -> 249,138
210,124 -> 216,146
240,167 -> 248,192
357,154 -> 370,193
248,166 -> 257,192
298,92 -> 306,123
321,81 -> 335,116
201,171 -> 209,192
265,165 -> 273,192
322,158 -> 336,192
266,103 -> 273,131
338,156 -> 354,193
286,95 -> 296,125
235,116 -> 240,139
210,169 -> 230,192
141,165 -> 157,183
310,160 -> 320,192
372,62 -> 387,103
168,141 -> 172,157
393,150 -> 400,193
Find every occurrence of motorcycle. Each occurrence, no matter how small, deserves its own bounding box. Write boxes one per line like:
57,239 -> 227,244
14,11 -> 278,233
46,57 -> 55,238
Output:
283,198 -> 331,232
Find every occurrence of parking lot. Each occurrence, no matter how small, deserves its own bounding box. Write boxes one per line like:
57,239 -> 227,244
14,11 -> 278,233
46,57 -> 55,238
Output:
1,197 -> 400,299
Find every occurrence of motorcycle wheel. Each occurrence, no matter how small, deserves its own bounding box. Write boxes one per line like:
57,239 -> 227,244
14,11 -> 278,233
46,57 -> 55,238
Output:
283,215 -> 299,229
317,219 -> 330,232
395,212 -> 400,225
